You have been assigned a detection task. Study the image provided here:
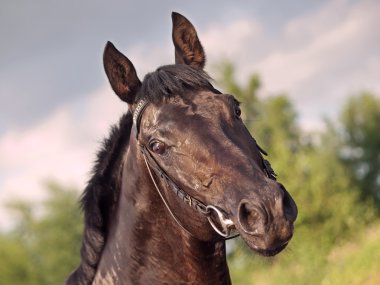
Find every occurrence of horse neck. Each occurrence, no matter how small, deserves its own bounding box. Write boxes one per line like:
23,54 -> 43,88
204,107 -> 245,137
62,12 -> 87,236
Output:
93,139 -> 231,285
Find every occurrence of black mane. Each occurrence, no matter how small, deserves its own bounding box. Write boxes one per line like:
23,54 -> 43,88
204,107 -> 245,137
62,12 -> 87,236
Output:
66,112 -> 132,284
66,64 -> 215,284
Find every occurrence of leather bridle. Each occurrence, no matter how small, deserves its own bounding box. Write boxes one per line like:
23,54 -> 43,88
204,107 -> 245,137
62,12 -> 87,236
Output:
132,97 -> 276,240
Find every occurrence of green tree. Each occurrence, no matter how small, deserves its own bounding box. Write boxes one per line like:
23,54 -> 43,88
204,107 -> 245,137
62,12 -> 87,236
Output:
215,61 -> 261,131
0,235 -> 39,285
0,182 -> 83,285
336,92 -> 380,206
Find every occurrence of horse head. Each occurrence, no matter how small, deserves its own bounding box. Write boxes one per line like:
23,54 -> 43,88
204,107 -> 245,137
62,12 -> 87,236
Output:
103,12 -> 297,257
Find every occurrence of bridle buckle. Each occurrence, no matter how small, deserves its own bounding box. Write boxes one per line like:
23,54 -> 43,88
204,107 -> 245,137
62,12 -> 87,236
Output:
184,195 -> 192,206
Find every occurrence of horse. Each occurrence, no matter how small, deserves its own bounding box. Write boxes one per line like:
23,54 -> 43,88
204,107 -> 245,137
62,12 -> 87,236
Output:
66,12 -> 297,285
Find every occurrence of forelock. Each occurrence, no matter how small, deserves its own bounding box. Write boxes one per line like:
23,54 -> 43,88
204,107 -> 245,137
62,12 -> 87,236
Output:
136,64 -> 214,103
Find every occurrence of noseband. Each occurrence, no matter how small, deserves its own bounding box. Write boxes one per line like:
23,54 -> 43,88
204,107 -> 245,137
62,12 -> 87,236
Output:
132,98 -> 276,239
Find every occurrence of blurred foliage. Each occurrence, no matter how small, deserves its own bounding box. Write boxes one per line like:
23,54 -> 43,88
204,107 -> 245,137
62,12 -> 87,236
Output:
322,221 -> 380,285
1,62 -> 380,284
0,182 -> 83,285
334,93 -> 380,205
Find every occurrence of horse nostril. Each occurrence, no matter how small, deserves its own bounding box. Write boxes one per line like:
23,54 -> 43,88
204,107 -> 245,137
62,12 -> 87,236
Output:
280,186 -> 298,223
238,201 -> 266,235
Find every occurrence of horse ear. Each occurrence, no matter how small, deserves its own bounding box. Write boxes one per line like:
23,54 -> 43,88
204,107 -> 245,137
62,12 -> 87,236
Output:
172,12 -> 206,69
103,41 -> 141,104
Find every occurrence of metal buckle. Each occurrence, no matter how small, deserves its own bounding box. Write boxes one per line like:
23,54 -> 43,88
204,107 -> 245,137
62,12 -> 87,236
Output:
184,195 -> 192,206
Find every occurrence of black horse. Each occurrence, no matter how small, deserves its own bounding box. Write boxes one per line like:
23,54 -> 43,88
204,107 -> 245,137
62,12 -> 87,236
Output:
66,12 -> 297,285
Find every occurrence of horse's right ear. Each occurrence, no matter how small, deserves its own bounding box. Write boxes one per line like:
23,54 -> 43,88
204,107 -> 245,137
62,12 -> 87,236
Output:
103,41 -> 141,104
172,12 -> 206,69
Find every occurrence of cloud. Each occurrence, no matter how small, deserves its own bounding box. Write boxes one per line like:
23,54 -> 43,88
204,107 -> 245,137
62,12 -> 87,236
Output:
0,44 -> 170,229
258,0 -> 380,90
258,0 -> 380,128
199,0 -> 380,129
0,86 -> 127,229
201,18 -> 262,64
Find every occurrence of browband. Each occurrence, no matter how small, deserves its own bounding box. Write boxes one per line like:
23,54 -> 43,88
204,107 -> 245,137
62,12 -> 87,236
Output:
132,98 -> 149,138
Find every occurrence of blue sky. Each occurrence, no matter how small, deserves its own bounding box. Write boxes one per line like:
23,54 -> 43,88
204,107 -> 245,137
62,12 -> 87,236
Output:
0,0 -> 379,228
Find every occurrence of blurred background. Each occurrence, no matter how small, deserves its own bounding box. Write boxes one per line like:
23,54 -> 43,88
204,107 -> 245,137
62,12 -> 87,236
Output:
1,0 -> 380,284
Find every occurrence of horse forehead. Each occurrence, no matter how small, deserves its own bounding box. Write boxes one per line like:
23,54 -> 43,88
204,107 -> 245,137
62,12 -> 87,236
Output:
140,91 -> 230,137
157,91 -> 228,119
186,90 -> 227,109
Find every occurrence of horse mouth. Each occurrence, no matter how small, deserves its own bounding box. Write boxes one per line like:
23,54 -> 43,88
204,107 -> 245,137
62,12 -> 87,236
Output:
254,242 -> 289,257
239,234 -> 291,257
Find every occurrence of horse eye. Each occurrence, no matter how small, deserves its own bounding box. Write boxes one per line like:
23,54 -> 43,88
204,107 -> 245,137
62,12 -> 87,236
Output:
150,140 -> 166,154
234,105 -> 242,118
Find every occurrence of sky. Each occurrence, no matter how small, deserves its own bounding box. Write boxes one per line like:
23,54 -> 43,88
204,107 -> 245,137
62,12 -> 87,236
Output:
1,0 -> 379,229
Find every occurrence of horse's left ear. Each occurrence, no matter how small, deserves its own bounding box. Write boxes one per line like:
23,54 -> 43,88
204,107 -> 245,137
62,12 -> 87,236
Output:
103,41 -> 141,104
172,12 -> 206,69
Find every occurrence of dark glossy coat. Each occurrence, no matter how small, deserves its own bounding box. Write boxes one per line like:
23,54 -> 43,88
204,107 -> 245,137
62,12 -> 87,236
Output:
66,12 -> 297,285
